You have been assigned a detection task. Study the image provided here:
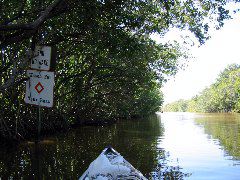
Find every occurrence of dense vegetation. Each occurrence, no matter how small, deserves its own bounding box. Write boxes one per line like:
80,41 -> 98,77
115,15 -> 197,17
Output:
0,0 -> 238,141
164,64 -> 240,113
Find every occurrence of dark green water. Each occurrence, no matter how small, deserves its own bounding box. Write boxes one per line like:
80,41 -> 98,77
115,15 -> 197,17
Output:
0,115 -> 166,179
0,113 -> 240,179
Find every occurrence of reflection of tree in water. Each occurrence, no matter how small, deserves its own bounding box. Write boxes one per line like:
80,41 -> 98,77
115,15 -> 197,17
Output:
148,147 -> 191,179
194,114 -> 240,160
0,114 -> 190,179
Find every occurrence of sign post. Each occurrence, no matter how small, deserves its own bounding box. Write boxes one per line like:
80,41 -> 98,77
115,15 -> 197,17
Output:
31,46 -> 52,71
25,46 -> 55,143
25,70 -> 54,107
38,105 -> 41,142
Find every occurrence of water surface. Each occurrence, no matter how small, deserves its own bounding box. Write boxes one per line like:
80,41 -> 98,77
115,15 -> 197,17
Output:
159,112 -> 240,179
0,113 -> 240,179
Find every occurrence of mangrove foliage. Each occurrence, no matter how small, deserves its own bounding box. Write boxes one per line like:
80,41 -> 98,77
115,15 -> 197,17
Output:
0,0 -> 238,140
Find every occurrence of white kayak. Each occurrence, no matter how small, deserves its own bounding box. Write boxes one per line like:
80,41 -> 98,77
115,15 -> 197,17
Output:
80,147 -> 147,180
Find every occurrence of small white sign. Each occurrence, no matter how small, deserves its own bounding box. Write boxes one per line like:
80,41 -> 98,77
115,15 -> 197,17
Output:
25,70 -> 54,107
31,46 -> 51,71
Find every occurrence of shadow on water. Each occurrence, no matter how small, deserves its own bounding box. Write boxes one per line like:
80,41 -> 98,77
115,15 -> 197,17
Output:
0,114 -> 189,179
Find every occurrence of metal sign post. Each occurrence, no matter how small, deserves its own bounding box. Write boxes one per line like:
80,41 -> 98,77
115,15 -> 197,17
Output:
38,105 -> 41,142
25,45 -> 55,143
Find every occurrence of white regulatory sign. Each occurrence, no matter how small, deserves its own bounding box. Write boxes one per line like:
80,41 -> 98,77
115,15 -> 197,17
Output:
31,46 -> 51,71
25,70 -> 54,107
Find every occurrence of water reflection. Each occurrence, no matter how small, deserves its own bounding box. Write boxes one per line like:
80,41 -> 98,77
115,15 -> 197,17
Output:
159,112 -> 240,180
1,113 -> 240,179
194,113 -> 240,160
150,147 -> 191,179
0,115 -> 187,179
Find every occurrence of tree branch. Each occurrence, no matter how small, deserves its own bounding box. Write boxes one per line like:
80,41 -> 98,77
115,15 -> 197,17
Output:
0,0 -> 64,31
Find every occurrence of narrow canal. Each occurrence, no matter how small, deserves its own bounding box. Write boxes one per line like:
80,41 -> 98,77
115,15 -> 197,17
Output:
0,113 -> 240,179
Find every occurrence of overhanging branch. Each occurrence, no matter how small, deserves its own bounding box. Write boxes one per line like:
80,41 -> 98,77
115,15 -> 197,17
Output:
0,0 -> 64,31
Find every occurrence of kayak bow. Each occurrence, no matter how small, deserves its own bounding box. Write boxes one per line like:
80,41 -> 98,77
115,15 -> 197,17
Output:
80,146 -> 147,180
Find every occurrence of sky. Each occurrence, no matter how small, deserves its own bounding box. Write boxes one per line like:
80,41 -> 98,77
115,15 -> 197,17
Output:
155,9 -> 240,104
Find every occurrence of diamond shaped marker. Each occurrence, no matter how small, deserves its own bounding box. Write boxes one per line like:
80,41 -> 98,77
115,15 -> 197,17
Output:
35,82 -> 44,94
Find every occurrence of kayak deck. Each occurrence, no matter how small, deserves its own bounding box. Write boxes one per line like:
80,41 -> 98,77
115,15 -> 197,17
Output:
80,147 -> 147,180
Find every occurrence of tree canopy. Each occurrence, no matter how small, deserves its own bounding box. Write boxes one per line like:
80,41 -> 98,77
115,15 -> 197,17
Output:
0,0 -> 239,140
